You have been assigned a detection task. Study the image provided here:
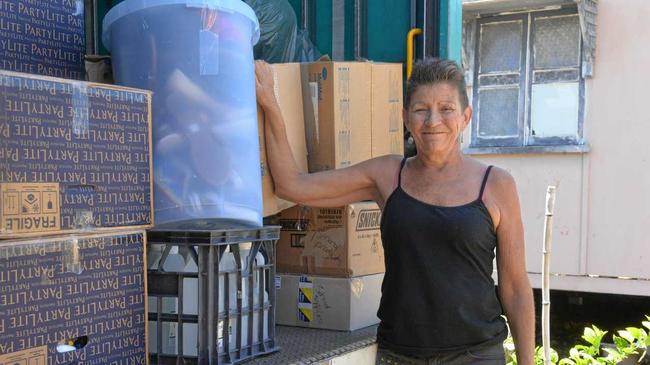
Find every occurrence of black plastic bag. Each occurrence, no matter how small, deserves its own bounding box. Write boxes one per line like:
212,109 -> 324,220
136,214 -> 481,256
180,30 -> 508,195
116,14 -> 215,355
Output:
293,28 -> 321,62
246,0 -> 297,63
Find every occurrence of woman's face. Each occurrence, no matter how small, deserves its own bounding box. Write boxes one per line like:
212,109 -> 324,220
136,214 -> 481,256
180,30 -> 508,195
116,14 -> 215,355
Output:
404,82 -> 472,156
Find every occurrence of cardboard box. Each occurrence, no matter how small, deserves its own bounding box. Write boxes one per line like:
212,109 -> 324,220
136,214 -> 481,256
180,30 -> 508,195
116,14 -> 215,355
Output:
371,63 -> 404,157
258,63 -> 308,217
0,70 -> 153,239
276,202 -> 384,277
0,0 -> 85,80
302,61 -> 372,172
0,230 -> 148,364
275,273 -> 383,331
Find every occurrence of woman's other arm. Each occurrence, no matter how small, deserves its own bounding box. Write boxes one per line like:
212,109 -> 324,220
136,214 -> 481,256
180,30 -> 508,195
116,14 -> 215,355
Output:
490,169 -> 535,365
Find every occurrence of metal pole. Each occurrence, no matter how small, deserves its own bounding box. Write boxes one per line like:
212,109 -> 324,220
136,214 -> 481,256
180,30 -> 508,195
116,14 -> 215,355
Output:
422,0 -> 427,59
353,0 -> 367,60
93,0 -> 99,54
332,0 -> 345,60
410,0 -> 417,29
542,186 -> 557,365
354,0 -> 361,59
431,0 -> 440,58
301,0 -> 308,30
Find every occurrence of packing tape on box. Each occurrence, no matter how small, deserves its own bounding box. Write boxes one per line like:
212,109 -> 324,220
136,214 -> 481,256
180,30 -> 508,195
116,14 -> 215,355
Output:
296,206 -> 311,230
73,209 -> 96,230
74,0 -> 84,15
63,237 -> 83,274
72,81 -> 89,136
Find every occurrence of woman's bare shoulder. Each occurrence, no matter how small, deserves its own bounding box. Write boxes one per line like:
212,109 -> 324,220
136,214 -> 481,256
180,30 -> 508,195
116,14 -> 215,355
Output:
467,162 -> 519,229
464,157 -> 516,190
363,154 -> 405,194
481,165 -> 520,218
365,154 -> 405,175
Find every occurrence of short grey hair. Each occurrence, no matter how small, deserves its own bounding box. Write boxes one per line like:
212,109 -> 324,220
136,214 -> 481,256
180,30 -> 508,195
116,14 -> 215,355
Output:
406,58 -> 469,110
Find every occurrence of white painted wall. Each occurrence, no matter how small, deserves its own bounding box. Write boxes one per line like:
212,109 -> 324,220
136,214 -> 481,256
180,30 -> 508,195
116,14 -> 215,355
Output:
463,0 -> 650,295
580,0 -> 650,281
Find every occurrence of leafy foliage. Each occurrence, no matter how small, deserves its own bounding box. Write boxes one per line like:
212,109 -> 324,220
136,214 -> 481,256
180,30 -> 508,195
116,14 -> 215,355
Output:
504,316 -> 650,365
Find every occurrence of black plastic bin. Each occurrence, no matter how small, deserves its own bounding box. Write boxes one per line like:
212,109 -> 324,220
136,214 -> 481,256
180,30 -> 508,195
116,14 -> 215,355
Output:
146,225 -> 280,365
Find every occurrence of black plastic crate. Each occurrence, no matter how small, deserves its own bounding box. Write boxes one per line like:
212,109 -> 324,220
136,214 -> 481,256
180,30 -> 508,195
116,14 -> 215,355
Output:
146,226 -> 280,365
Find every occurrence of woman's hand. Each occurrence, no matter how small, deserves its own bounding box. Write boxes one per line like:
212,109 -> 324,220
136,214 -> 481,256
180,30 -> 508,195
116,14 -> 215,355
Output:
255,60 -> 278,110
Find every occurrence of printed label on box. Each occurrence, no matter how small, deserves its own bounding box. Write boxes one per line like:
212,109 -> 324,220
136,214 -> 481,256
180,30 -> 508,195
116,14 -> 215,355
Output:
0,183 -> 60,234
0,345 -> 47,365
355,209 -> 382,231
298,276 -> 313,322
309,81 -> 320,143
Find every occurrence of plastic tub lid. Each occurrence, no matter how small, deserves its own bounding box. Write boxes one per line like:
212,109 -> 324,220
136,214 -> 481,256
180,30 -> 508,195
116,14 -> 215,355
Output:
102,0 -> 260,51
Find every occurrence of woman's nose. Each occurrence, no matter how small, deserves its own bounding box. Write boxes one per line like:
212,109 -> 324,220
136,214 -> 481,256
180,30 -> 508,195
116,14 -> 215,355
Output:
424,110 -> 441,125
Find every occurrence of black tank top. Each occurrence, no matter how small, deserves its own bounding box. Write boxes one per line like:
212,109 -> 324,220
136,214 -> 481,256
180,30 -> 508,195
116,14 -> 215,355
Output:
377,158 -> 508,357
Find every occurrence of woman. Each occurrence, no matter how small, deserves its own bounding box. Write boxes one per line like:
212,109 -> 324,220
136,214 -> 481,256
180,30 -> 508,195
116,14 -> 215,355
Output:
255,58 -> 534,365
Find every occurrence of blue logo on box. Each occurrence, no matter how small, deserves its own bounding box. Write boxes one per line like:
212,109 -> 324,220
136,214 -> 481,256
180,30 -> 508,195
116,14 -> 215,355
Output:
322,67 -> 327,80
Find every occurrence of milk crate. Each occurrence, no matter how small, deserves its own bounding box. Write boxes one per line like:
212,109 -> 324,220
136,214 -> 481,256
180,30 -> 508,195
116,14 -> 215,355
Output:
146,225 -> 280,365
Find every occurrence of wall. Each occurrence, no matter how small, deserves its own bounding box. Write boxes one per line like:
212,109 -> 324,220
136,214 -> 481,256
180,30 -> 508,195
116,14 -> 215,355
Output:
581,0 -> 650,280
463,0 -> 650,295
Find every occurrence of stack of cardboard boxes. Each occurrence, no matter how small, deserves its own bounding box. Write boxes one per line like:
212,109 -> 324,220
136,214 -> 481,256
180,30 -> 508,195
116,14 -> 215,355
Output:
259,60 -> 404,331
0,2 -> 151,363
0,3 -> 403,359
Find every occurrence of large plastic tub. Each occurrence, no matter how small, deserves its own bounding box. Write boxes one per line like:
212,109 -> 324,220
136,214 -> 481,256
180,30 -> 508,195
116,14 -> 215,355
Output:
103,0 -> 263,228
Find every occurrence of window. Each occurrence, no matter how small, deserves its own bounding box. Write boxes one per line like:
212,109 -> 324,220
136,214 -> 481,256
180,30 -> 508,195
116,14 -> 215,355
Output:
471,8 -> 584,148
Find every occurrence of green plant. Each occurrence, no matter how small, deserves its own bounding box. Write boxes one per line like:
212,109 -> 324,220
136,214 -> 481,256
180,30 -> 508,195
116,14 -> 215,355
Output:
558,325 -> 622,365
504,316 -> 650,365
608,315 -> 650,363
504,336 -> 559,365
504,335 -> 517,364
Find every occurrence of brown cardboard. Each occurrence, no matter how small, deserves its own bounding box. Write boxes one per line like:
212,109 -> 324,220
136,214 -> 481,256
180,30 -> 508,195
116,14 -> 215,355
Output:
275,273 -> 383,331
258,63 -> 309,217
0,182 -> 61,235
0,70 -> 154,239
276,202 -> 384,277
302,62 -> 372,172
0,346 -> 47,364
371,63 -> 404,157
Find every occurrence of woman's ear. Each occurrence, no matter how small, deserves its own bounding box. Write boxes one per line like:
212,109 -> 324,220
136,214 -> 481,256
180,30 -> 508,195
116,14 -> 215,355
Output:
403,107 -> 411,132
461,105 -> 473,130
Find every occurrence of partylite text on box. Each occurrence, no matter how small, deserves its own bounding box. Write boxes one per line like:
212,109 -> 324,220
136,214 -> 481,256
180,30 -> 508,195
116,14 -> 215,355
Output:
0,0 -> 86,79
0,231 -> 147,364
0,71 -> 153,237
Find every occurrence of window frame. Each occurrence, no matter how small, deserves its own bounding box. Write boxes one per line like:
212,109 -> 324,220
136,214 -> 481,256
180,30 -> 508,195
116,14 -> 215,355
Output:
470,7 -> 585,148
